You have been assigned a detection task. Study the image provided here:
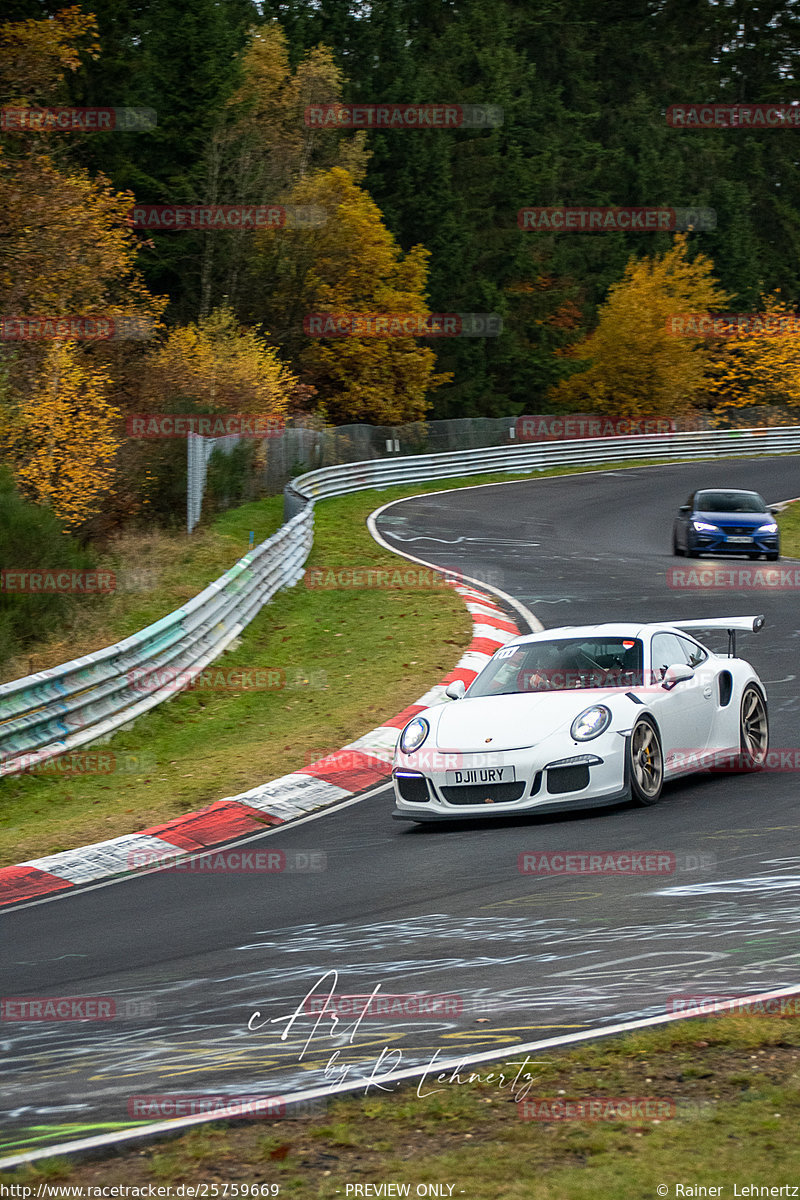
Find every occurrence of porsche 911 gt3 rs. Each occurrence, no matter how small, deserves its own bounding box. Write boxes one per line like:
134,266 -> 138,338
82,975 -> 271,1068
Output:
392,616 -> 768,821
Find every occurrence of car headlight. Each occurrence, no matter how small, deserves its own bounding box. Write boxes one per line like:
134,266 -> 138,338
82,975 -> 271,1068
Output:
570,705 -> 612,741
758,522 -> 778,533
692,520 -> 718,533
399,717 -> 429,754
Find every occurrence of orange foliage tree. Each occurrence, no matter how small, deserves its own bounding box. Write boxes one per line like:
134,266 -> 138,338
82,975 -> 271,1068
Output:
548,236 -> 730,419
14,343 -> 119,527
141,305 -> 296,416
0,9 -> 166,528
248,167 -> 450,425
702,294 -> 800,424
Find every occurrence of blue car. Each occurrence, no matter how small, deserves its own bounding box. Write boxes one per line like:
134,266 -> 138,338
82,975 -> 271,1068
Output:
673,489 -> 780,560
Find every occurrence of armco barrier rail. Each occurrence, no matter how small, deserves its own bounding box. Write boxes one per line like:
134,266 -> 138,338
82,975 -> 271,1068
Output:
0,508 -> 313,778
284,425 -> 800,512
2,426 -> 799,778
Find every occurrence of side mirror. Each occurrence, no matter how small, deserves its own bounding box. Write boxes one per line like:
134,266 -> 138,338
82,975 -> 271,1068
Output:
769,506 -> 779,515
679,505 -> 691,513
445,680 -> 466,700
662,663 -> 694,690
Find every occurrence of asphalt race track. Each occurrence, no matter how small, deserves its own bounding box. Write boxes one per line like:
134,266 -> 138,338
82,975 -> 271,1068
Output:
2,455 -> 800,1151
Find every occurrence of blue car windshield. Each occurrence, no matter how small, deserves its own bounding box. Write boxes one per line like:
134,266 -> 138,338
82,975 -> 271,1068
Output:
469,638 -> 645,696
694,491 -> 767,513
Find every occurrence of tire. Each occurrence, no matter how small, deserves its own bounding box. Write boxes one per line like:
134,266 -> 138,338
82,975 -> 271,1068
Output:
739,685 -> 769,768
767,552 -> 779,561
629,716 -> 664,805
672,531 -> 684,557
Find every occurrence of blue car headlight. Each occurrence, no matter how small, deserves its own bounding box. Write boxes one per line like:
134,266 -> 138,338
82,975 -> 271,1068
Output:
571,705 -> 611,741
399,717 -> 429,754
692,520 -> 718,533
758,522 -> 778,534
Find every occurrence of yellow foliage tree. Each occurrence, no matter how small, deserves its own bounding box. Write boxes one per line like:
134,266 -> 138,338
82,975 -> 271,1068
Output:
142,305 -> 296,416
702,293 -> 800,423
0,6 -> 100,102
249,167 -> 450,424
548,235 -> 730,419
201,23 -> 368,316
14,343 -> 120,527
0,10 -> 166,529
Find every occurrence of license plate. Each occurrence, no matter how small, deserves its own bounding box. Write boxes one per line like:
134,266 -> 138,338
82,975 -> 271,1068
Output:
727,536 -> 752,544
445,766 -> 516,785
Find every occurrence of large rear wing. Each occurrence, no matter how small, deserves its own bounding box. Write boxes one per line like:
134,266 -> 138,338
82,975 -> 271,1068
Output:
668,615 -> 765,657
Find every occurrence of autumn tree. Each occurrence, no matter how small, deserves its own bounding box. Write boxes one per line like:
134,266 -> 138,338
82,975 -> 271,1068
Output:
246,166 -> 449,424
702,294 -> 800,424
195,22 -> 369,320
548,236 -> 731,419
141,304 -> 296,415
0,9 -> 166,529
11,343 -> 119,527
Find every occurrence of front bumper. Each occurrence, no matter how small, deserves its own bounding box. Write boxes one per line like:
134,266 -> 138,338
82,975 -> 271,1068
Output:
392,736 -> 630,822
690,528 -> 779,556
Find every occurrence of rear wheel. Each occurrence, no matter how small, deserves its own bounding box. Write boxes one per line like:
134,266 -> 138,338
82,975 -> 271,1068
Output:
629,717 -> 664,805
739,685 -> 769,768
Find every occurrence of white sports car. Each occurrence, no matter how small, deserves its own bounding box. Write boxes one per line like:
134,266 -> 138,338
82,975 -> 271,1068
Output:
392,616 -> 768,822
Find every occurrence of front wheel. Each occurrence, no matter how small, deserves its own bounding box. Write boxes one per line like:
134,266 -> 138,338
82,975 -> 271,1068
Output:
629,717 -> 664,805
672,530 -> 684,557
739,685 -> 769,768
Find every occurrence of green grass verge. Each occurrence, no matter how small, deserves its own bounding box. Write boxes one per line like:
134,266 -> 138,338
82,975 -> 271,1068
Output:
4,1013 -> 800,1193
777,499 -> 800,558
0,501 -> 287,684
2,455 -> 796,867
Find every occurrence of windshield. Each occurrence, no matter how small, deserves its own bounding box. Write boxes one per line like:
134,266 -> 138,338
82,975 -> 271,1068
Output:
694,491 -> 767,514
468,637 -> 645,697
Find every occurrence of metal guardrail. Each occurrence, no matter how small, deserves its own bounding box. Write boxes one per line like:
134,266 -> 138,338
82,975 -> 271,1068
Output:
2,425 -> 799,778
287,426 -> 800,507
0,507 -> 313,778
